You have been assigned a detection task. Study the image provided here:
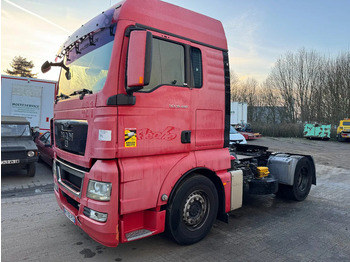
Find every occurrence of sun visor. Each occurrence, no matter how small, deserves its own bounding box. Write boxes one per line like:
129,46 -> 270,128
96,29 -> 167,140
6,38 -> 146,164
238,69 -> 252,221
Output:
56,2 -> 124,58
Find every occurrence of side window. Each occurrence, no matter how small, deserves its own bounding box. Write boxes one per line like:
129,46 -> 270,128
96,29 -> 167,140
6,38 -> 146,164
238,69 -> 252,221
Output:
142,38 -> 185,92
191,47 -> 202,88
46,133 -> 51,144
40,132 -> 49,143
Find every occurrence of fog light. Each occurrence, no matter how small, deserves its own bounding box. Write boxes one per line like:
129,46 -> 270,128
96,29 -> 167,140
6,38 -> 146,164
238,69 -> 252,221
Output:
27,151 -> 35,157
84,207 -> 108,222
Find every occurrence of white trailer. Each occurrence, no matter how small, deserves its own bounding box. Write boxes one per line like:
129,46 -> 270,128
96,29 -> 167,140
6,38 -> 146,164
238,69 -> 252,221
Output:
230,102 -> 247,125
1,75 -> 57,132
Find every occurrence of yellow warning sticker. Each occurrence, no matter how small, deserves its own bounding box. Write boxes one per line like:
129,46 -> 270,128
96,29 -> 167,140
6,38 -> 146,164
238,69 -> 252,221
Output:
124,128 -> 137,147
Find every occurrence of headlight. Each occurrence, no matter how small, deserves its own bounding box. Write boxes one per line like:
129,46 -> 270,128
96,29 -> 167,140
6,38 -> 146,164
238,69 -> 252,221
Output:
87,180 -> 112,201
27,151 -> 35,157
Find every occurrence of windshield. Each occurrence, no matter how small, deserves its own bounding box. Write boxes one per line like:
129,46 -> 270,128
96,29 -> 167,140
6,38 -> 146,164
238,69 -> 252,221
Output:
230,126 -> 238,134
343,121 -> 350,126
1,124 -> 31,137
58,27 -> 115,98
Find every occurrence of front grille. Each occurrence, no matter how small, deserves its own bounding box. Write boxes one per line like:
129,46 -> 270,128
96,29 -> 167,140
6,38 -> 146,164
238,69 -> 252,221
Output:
83,207 -> 91,217
62,192 -> 80,211
1,151 -> 26,160
54,120 -> 88,156
56,159 -> 85,197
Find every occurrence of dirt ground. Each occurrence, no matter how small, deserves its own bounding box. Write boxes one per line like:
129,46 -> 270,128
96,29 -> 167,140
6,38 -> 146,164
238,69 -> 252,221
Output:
249,137 -> 350,169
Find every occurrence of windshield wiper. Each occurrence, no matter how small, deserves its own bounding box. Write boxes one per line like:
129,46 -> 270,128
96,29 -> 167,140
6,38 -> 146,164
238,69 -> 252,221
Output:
69,89 -> 93,100
16,128 -> 28,138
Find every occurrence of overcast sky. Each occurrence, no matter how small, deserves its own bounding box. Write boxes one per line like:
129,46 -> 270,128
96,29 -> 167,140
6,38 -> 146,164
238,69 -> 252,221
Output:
2,0 -> 350,82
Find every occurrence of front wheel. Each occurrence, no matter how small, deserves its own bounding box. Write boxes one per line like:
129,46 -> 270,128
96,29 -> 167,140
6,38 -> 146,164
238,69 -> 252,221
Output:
276,157 -> 313,201
27,162 -> 36,177
166,175 -> 218,245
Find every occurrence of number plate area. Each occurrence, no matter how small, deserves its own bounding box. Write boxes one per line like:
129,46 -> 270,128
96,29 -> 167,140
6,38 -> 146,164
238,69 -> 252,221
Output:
64,208 -> 76,224
1,159 -> 20,165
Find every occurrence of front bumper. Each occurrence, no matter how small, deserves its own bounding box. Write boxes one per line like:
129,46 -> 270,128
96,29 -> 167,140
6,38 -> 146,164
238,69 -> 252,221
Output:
54,159 -> 120,247
1,156 -> 38,170
340,132 -> 350,138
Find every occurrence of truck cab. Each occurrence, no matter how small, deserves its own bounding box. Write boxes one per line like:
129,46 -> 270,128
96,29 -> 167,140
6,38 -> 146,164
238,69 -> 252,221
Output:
44,0 -> 231,247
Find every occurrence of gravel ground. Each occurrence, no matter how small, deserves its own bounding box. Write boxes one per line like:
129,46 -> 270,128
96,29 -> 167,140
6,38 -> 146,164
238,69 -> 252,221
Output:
2,137 -> 350,261
248,136 -> 350,169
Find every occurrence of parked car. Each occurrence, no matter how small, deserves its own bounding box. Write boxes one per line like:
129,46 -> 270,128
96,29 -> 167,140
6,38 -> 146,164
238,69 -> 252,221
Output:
230,126 -> 247,145
234,123 -> 262,140
1,116 -> 38,176
337,118 -> 350,142
35,131 -> 54,166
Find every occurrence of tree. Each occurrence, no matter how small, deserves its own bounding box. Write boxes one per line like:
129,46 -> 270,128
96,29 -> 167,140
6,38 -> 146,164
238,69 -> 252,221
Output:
230,71 -> 240,101
5,56 -> 37,78
266,48 -> 350,125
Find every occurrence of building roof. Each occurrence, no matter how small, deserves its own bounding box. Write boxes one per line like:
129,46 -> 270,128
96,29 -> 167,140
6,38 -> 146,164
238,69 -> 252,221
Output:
1,115 -> 30,124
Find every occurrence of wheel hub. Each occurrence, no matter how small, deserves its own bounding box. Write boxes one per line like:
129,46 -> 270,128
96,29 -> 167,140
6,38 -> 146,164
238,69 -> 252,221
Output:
183,191 -> 208,228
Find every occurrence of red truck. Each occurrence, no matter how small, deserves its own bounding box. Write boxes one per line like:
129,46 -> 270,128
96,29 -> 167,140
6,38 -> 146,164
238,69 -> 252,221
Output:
42,0 -> 316,247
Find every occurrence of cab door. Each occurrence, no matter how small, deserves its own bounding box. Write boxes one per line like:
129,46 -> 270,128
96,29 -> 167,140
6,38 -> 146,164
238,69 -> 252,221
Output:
118,32 -> 192,158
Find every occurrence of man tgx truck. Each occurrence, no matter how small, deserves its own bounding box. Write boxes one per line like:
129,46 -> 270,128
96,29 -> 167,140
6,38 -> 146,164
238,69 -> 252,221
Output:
42,0 -> 316,247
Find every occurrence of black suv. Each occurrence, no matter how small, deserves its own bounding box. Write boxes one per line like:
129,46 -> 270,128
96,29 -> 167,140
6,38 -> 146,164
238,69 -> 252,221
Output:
1,116 -> 38,176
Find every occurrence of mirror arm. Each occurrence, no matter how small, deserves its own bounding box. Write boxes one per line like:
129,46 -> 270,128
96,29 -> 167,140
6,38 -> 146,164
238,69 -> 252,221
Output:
50,61 -> 69,73
126,86 -> 143,96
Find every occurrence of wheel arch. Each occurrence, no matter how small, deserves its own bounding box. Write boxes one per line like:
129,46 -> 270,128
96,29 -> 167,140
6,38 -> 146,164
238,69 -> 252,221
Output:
165,167 -> 227,223
304,155 -> 316,185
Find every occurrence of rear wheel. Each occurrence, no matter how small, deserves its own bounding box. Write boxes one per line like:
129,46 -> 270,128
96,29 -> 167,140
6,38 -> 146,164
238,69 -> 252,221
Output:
276,157 -> 312,201
166,175 -> 218,245
27,163 -> 36,177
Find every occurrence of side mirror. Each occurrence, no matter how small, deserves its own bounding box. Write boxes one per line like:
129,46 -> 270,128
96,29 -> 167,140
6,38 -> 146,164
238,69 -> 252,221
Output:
127,30 -> 152,94
41,61 -> 51,73
41,60 -> 71,80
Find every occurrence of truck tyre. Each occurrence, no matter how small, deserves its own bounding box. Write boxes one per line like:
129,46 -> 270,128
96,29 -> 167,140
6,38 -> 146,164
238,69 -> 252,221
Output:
276,157 -> 312,201
27,163 -> 36,177
166,175 -> 218,245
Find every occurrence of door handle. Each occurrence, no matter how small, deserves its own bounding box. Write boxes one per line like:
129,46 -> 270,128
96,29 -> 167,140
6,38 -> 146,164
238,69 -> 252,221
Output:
181,130 -> 191,144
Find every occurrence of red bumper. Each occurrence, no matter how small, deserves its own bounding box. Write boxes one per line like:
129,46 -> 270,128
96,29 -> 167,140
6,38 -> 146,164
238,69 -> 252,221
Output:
54,159 -> 120,247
